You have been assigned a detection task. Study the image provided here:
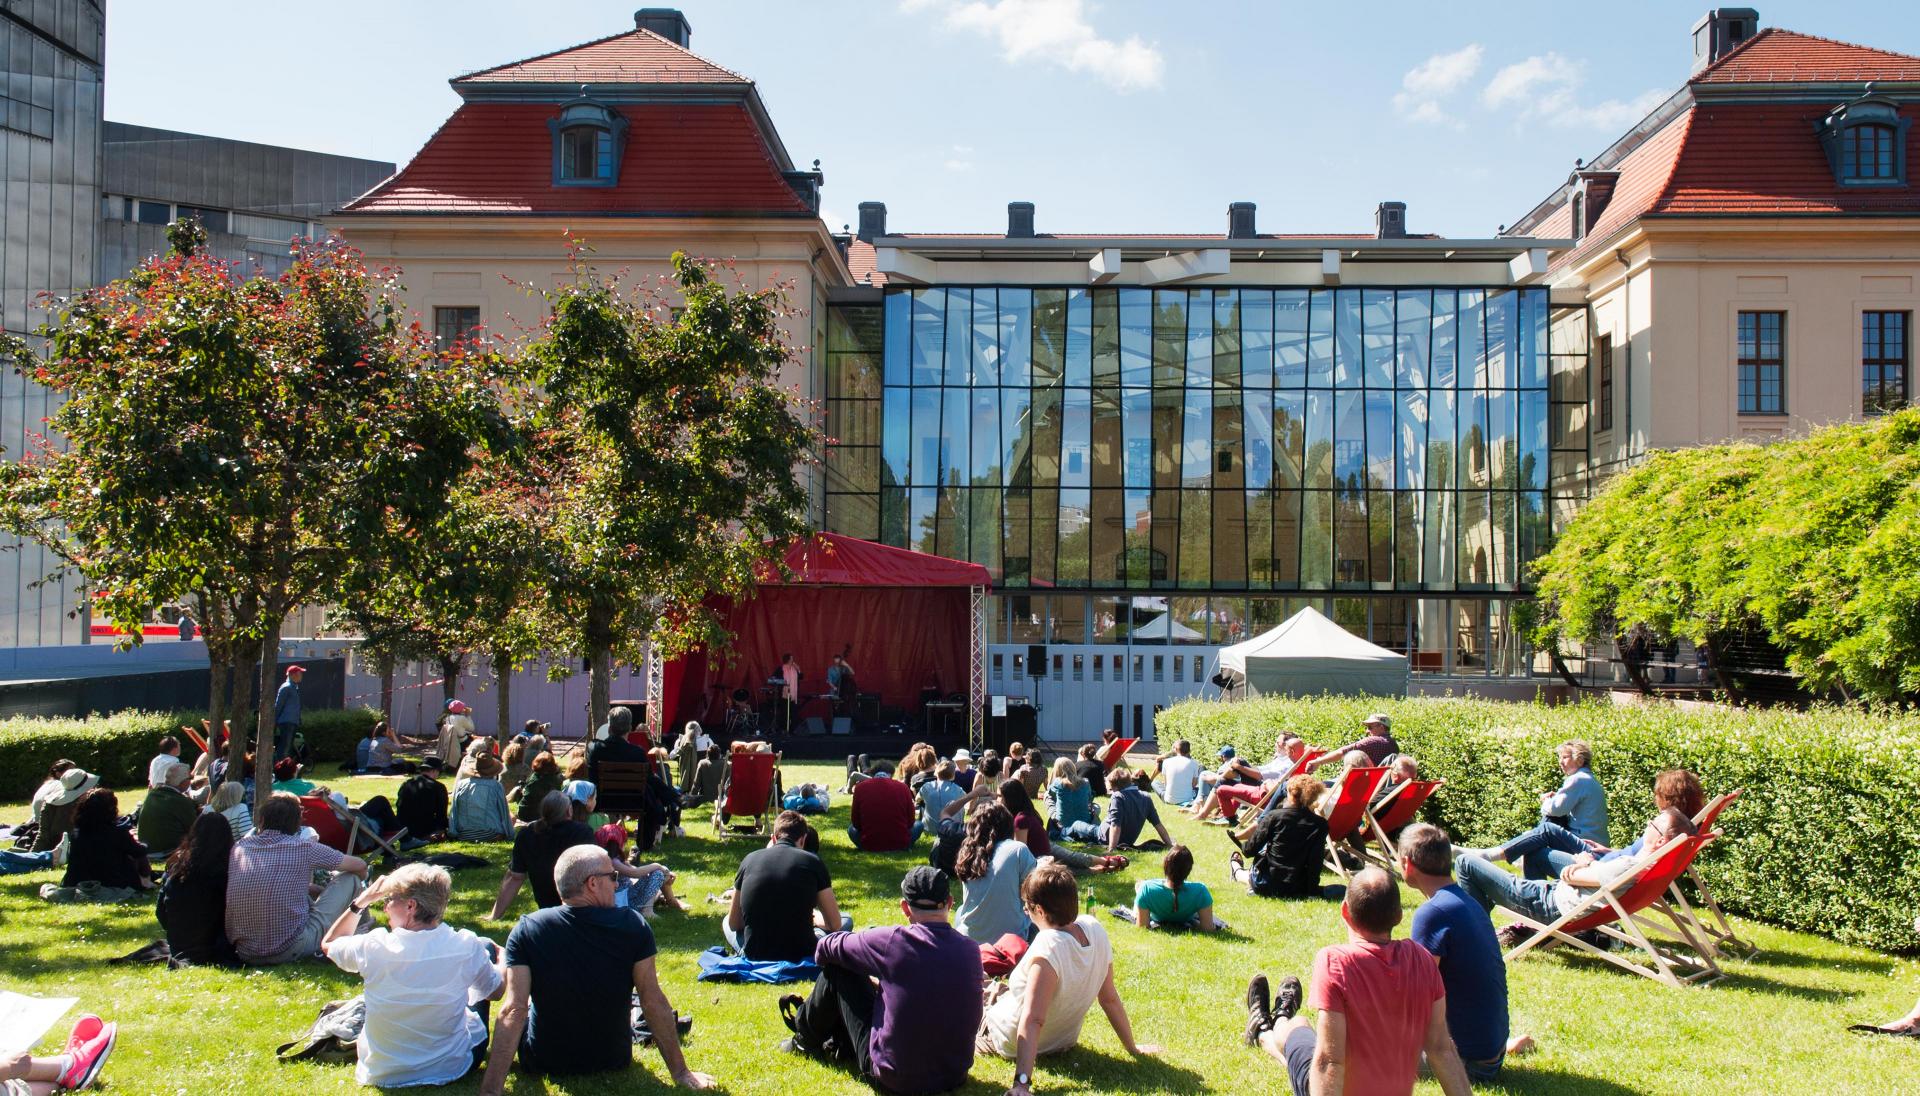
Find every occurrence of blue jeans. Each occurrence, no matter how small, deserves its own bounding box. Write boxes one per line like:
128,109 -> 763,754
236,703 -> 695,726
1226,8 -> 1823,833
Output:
1498,820 -> 1585,880
1456,854 -> 1559,924
0,848 -> 53,874
1062,820 -> 1106,844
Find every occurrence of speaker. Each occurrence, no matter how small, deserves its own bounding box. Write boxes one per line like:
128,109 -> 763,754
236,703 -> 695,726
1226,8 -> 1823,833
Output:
832,716 -> 852,735
802,716 -> 826,736
1026,644 -> 1046,676
857,693 -> 881,723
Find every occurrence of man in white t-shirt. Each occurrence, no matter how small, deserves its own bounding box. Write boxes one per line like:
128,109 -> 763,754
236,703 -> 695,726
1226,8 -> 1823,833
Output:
1151,740 -> 1202,807
146,735 -> 182,789
323,863 -> 506,1088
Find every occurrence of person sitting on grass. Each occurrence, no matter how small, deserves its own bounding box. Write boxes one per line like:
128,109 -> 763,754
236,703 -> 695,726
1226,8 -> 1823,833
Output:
498,739 -> 533,792
1462,741 -> 1615,880
448,748 -> 512,842
134,760 -> 198,856
157,812 -> 236,966
978,862 -> 1160,1096
1045,757 -> 1095,840
1454,776 -> 1701,949
511,751 -> 564,825
783,782 -> 831,815
27,761 -> 89,856
913,760 -> 965,843
1150,739 -> 1202,807
568,781 -> 687,916
1243,867 -> 1471,1096
686,744 -> 725,806
396,757 -> 449,841
943,756 -> 1006,821
146,735 -> 182,790
849,765 -> 916,852
323,863 -> 507,1088
953,801 -> 1039,945
1000,777 -> 1121,875
1399,822 -> 1530,1081
1062,768 -> 1174,854
480,845 -> 713,1094
226,792 -> 368,965
208,781 -> 253,840
777,866 -> 982,1093
269,756 -> 314,796
1230,775 -> 1330,900
489,791 -> 594,918
1125,845 -> 1223,931
355,720 -> 405,774
62,788 -> 153,893
726,810 -> 849,960
951,748 -> 979,793
0,1013 -> 116,1094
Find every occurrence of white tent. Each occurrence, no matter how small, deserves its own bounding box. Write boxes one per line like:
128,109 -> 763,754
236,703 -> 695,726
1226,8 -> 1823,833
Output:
1215,606 -> 1409,698
1132,612 -> 1204,642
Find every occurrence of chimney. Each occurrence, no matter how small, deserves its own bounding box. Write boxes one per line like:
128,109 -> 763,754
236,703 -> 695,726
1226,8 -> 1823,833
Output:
1375,201 -> 1407,239
857,201 -> 887,243
634,8 -> 692,47
1007,202 -> 1035,238
1227,201 -> 1257,239
1691,8 -> 1759,73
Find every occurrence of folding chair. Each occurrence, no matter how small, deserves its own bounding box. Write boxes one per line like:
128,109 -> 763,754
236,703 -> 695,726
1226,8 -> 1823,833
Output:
1238,748 -> 1331,828
712,750 -> 781,838
319,797 -> 410,863
1671,789 -> 1755,958
1320,766 -> 1389,882
1361,778 -> 1445,872
1096,737 -> 1140,770
1501,830 -> 1724,988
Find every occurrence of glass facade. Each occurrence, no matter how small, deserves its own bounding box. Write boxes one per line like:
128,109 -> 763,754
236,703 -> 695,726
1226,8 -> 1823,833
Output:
829,285 -> 1559,595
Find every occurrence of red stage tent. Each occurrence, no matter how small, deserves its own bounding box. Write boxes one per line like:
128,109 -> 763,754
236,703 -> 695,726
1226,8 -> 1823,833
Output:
662,534 -> 989,740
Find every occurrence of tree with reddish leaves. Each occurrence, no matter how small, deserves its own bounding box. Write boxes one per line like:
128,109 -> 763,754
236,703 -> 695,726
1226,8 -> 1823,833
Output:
0,224 -> 505,803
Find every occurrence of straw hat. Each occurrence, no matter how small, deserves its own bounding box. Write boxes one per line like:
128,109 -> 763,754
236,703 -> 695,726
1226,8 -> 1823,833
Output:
48,767 -> 98,807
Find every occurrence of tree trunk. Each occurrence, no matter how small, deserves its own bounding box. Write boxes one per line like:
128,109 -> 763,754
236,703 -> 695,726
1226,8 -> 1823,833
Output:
252,614 -> 284,825
227,637 -> 259,772
1617,631 -> 1653,694
206,658 -> 229,781
439,651 -> 464,709
589,645 -> 612,736
1547,648 -> 1585,692
493,649 -> 513,744
1704,633 -> 1743,706
379,658 -> 395,723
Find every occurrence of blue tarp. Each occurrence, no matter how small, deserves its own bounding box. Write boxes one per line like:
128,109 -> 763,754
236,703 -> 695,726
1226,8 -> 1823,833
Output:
694,946 -> 820,984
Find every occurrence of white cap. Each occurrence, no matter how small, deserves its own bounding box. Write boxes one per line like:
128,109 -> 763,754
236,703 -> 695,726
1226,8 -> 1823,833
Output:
953,749 -> 973,762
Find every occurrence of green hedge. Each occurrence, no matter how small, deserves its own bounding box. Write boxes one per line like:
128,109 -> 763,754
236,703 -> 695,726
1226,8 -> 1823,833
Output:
1156,695 -> 1920,953
0,707 -> 382,801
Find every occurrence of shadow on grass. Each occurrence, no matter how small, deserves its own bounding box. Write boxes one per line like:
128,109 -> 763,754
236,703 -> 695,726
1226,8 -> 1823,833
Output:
1740,945 -> 1896,976
1480,1066 -> 1645,1095
1038,1045 -> 1209,1092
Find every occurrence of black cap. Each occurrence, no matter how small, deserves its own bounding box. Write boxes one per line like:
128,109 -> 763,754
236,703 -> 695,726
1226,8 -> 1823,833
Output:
901,866 -> 952,910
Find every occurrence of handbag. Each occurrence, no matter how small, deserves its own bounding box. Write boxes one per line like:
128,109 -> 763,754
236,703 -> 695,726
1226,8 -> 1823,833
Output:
275,997 -> 365,1064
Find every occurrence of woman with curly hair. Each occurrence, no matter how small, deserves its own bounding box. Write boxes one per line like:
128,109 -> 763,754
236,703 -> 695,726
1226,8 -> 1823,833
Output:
62,788 -> 152,891
953,801 -> 1038,944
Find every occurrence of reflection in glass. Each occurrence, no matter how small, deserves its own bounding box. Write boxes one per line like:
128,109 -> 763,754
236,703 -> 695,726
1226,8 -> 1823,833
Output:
1365,391 -> 1394,490
1431,291 -> 1456,389
1213,290 -> 1241,388
1274,488 -> 1302,587
1242,290 -> 1274,388
1186,290 -> 1214,388
971,488 -> 1002,578
1458,289 -> 1485,389
1153,291 -> 1188,388
1091,388 -> 1122,489
1244,391 -> 1274,490
1057,487 -> 1091,584
1395,290 -> 1430,389
972,288 -> 1000,387
911,288 -> 945,385
1001,289 -> 1032,387
1032,387 -> 1062,487
1458,489 -> 1489,586
1031,487 -> 1057,584
1306,391 -> 1334,490
1427,390 -> 1455,490
971,390 -> 1000,483
1394,493 -> 1421,585
1302,490 -> 1333,587
1179,488 -> 1210,588
1485,288 -> 1512,389
883,387 -> 910,486
1368,490 -> 1394,590
1034,289 -> 1066,385
1396,391 -> 1426,491
1363,290 -> 1394,389
941,388 -> 968,486
1519,390 -> 1547,491
1090,489 -> 1123,584
1119,289 -> 1152,386
1061,388 -> 1091,488
1003,387 -> 1032,487
1181,387 -> 1211,486
1122,390 -> 1153,489
1334,289 -> 1364,388
1092,290 -> 1119,385
911,388 -> 941,486
1275,390 -> 1305,489
885,291 -> 910,385
1277,290 -> 1309,387
944,288 -> 971,387
1425,490 -> 1453,591
1334,390 -> 1367,490
1334,492 -> 1369,585
1004,490 -> 1031,586
910,486 -> 937,554
1309,291 -> 1335,386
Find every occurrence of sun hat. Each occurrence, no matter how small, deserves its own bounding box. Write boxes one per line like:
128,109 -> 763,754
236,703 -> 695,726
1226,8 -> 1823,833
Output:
446,700 -> 470,715
953,748 -> 973,762
49,767 -> 98,807
1365,713 -> 1392,730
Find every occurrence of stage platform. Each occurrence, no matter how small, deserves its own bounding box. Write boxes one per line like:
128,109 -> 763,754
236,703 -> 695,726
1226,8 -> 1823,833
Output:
749,729 -> 966,762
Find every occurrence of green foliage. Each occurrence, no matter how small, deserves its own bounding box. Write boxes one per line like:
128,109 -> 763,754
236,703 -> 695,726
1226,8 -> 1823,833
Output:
1157,695 -> 1920,952
1532,409 -> 1920,701
0,707 -> 379,798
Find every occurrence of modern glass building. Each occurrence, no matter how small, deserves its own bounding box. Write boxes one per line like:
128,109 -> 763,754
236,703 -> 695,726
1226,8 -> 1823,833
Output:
827,212 -> 1586,728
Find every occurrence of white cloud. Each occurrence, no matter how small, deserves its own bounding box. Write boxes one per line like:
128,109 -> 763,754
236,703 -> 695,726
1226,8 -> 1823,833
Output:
904,0 -> 1165,92
1392,44 -> 1482,127
1483,52 -> 1666,129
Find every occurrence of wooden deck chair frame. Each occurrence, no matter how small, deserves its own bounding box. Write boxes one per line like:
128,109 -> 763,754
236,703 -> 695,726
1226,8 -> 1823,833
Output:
593,760 -> 654,821
1672,789 -> 1756,958
1361,778 -> 1445,873
1500,830 -> 1725,988
711,750 -> 782,838
1320,765 -> 1389,882
1243,748 -> 1332,826
327,798 -> 409,863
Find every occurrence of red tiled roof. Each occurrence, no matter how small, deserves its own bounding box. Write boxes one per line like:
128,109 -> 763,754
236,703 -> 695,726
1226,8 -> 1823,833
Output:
1654,102 -> 1920,214
340,102 -> 810,216
1554,110 -> 1693,270
846,239 -> 885,286
1692,28 -> 1920,84
453,29 -> 747,86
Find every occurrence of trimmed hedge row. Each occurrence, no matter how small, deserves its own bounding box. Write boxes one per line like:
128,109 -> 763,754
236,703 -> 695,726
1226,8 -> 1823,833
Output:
1156,695 -> 1920,953
0,707 -> 382,800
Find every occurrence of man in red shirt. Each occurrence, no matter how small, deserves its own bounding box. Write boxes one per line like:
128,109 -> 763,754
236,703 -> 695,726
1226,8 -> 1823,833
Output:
1243,867 -> 1472,1096
848,769 -> 914,852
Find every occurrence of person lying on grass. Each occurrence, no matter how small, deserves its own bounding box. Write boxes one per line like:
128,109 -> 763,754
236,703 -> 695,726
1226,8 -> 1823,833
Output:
1121,845 -> 1225,931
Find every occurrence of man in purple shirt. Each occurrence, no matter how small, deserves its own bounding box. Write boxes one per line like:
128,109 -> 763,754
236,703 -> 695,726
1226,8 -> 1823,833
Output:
1303,712 -> 1400,773
777,866 -> 981,1094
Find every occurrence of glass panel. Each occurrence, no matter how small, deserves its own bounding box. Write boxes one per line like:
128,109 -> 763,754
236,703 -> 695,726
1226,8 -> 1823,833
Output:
1518,490 -> 1548,578
1058,487 -> 1091,584
1485,288 -> 1512,389
1458,490 -> 1490,586
827,492 -> 878,539
1119,289 -> 1152,386
1368,490 -> 1395,589
881,486 -> 908,546
1414,598 -> 1449,671
910,486 -> 938,554
1308,290 -> 1335,386
911,288 -> 945,385
1093,596 -> 1130,642
1000,289 -> 1032,387
971,389 -> 1001,483
1178,488 -> 1210,588
882,388 -> 909,486
1153,290 -> 1188,387
1427,390 -> 1456,490
1302,490 -> 1333,587
1363,289 -> 1395,389
1091,388 -> 1122,488
1032,487 -> 1058,585
1246,486 -> 1274,589
1133,489 -> 1163,584
1003,387 -> 1032,487
1245,390 -> 1274,491
936,485 -> 967,560
1032,386 -> 1063,488
1122,389 -> 1153,489
1181,387 -> 1211,486
1008,596 -> 1045,643
1064,289 -> 1091,386
1459,390 -> 1488,490
1276,290 -> 1309,387
1365,391 -> 1394,490
1003,490 -> 1030,586
944,288 -> 971,386
1034,289 -> 1067,385
1488,389 -> 1516,488
1394,492 -> 1422,586
1061,388 -> 1091,488
1334,289 -> 1364,388
1274,488 -> 1302,587
972,287 -> 1000,387
1334,390 -> 1367,490
1228,289 -> 1258,387
1091,290 -> 1119,385
1334,492 -> 1369,585
910,388 -> 941,485
1152,389 -> 1183,489
1455,598 -> 1489,673
1305,391 -> 1334,490
1089,489 -> 1124,584
1521,387 -> 1547,492
1170,597 -> 1211,644
1424,491 -> 1454,591
1458,289 -> 1486,389
1275,390 -> 1306,490
884,292 -> 910,385
1491,489 -> 1515,586
1188,290 -> 1215,388
1396,390 -> 1427,491
941,387 -> 969,486
971,488 -> 1003,579
1395,290 -> 1430,389
1050,593 -> 1087,643
1523,288 -> 1549,388
1431,290 -> 1457,389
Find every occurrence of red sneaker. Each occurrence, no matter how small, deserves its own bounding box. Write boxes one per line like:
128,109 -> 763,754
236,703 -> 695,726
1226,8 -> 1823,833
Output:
62,1014 -> 102,1057
58,1020 -> 115,1090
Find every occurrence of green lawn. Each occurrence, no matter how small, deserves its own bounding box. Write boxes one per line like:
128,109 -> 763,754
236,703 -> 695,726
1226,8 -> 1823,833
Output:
3,761 -> 1916,1095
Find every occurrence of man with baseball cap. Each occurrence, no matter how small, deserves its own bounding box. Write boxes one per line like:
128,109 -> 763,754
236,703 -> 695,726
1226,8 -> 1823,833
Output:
273,665 -> 306,759
1304,713 -> 1400,774
778,866 -> 981,1093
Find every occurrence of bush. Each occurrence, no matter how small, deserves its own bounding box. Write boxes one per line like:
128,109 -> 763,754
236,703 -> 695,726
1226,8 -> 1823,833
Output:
0,707 -> 382,800
1156,695 -> 1920,953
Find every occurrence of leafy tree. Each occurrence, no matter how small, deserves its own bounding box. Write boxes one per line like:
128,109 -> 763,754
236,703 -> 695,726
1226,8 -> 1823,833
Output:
511,250 -> 814,733
0,231 -> 502,796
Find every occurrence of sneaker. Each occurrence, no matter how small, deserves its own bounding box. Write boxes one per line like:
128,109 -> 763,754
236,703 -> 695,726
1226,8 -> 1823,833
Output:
1243,975 -> 1272,1045
1107,905 -> 1135,922
52,834 -> 70,867
62,1014 -> 102,1057
59,1020 -> 114,1090
1272,975 -> 1303,1023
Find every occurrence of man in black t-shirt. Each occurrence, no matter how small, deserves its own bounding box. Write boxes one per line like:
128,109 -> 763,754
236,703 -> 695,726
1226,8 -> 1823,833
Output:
480,845 -> 713,1094
725,811 -> 845,961
488,791 -> 594,918
395,759 -> 450,840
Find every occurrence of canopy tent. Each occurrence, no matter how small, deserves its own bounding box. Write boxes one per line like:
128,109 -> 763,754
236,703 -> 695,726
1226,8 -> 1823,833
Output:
659,534 -> 990,747
1131,612 -> 1204,642
1214,606 -> 1409,698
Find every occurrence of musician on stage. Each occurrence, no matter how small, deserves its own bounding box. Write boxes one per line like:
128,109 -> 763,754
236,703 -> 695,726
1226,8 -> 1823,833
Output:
826,650 -> 858,715
779,653 -> 801,735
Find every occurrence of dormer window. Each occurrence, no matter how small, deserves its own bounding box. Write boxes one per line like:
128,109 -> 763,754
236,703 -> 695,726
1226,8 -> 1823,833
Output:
1818,95 -> 1909,187
549,97 -> 629,187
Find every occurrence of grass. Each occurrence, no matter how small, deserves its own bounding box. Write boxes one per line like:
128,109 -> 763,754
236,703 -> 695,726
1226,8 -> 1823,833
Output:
3,760 -> 1918,1095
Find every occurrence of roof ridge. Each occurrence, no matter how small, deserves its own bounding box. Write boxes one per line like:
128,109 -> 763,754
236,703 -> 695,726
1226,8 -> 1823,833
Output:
449,28 -> 750,86
1691,26 -> 1920,83
1690,25 -> 1777,81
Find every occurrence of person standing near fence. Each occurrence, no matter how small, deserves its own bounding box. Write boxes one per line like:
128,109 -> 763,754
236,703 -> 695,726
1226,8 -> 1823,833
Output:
273,665 -> 305,759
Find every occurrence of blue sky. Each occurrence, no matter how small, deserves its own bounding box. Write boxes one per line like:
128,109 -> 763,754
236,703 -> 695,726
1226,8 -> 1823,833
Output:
106,1 -> 1920,238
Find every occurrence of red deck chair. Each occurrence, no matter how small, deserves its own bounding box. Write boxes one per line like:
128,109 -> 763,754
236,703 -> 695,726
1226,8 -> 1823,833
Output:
1502,830 -> 1724,987
1243,749 -> 1332,823
1361,779 -> 1445,871
712,750 -> 781,838
1320,766 -> 1388,881
1670,789 -> 1754,958
299,796 -> 352,853
1096,737 -> 1139,769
